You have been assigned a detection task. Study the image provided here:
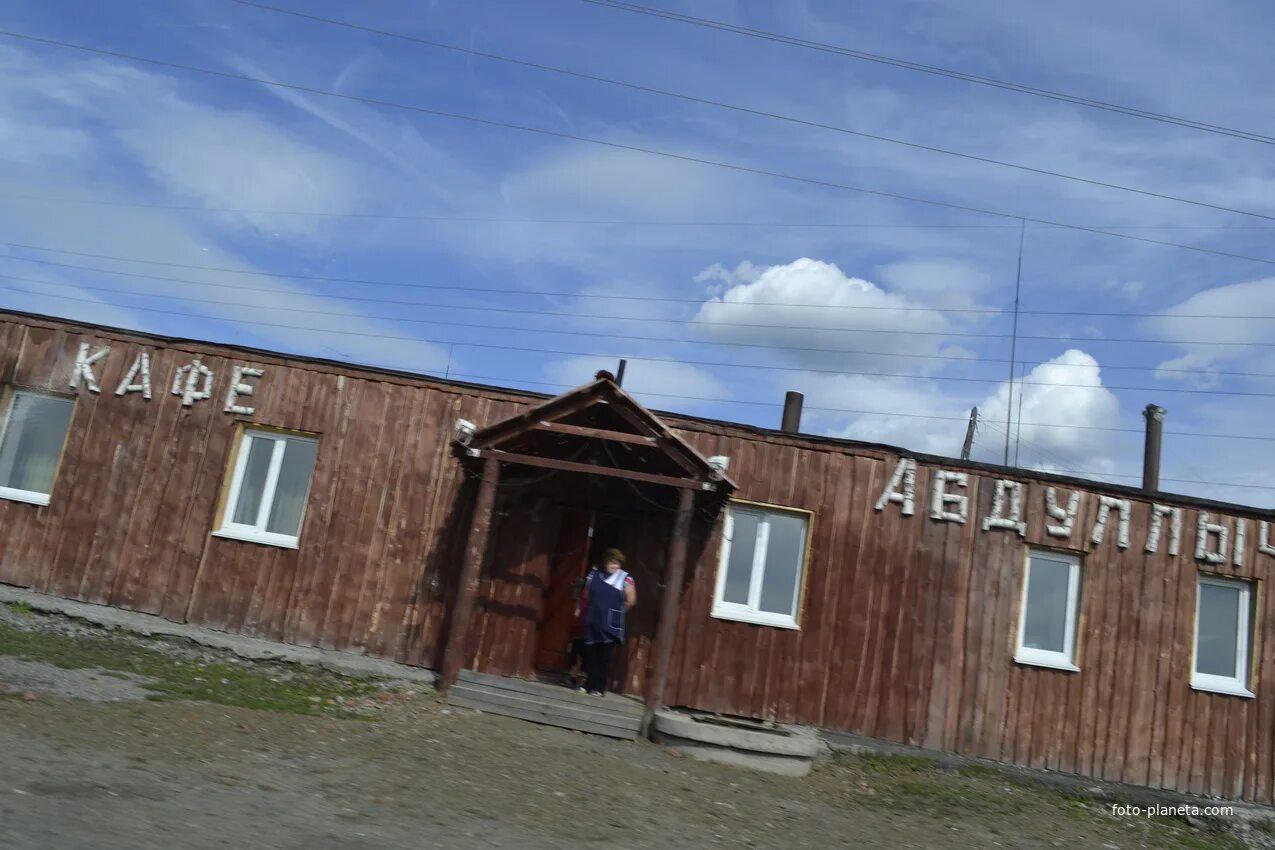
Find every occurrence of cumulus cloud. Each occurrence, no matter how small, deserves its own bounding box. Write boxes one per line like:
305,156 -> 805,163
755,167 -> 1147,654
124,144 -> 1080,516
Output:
692,258 -> 951,372
971,349 -> 1122,473
786,349 -> 1122,475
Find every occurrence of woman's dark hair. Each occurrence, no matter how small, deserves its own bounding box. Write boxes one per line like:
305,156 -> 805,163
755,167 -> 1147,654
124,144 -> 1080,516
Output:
600,547 -> 626,568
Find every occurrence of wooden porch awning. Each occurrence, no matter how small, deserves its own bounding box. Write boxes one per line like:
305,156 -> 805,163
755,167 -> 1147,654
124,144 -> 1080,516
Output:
459,371 -> 737,494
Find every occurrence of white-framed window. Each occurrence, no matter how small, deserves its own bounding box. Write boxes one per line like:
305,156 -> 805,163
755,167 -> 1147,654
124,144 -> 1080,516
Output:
1014,549 -> 1082,672
0,388 -> 75,506
213,428 -> 319,549
1192,575 -> 1254,698
711,502 -> 810,629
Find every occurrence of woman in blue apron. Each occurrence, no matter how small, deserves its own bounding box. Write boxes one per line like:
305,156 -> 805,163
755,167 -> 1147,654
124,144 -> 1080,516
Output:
581,548 -> 636,696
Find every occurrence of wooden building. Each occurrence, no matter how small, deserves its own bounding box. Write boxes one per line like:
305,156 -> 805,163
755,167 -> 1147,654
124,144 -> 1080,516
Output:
2,307 -> 1275,803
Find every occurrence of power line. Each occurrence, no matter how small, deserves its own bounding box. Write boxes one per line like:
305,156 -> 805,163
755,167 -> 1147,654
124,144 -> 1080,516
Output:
6,238 -> 1275,323
11,192 -> 1275,230
7,29 -> 1275,270
30,267 -> 1275,383
9,256 -> 1275,384
9,282 -> 1275,399
228,0 -> 1275,223
576,0 -> 1275,147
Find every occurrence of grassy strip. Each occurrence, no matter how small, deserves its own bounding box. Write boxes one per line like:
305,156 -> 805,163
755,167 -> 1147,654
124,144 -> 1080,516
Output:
0,616 -> 384,717
833,751 -> 1250,849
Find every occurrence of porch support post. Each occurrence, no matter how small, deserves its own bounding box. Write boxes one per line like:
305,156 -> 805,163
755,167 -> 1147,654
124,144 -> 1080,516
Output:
439,455 -> 500,693
645,487 -> 695,720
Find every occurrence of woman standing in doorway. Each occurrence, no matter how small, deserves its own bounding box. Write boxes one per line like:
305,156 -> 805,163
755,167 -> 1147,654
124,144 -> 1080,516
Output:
581,548 -> 636,696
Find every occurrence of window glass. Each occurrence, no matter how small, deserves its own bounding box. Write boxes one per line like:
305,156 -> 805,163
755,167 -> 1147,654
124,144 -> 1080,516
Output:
1197,582 -> 1241,678
266,438 -> 318,536
713,504 -> 809,629
722,510 -> 759,605
759,510 -> 805,615
1022,555 -> 1071,653
231,436 -> 274,525
0,391 -> 75,496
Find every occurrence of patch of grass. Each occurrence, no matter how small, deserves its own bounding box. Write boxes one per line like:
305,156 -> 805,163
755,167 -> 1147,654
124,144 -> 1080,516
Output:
6,601 -> 34,615
0,621 -> 384,716
853,751 -> 940,776
955,763 -> 1002,779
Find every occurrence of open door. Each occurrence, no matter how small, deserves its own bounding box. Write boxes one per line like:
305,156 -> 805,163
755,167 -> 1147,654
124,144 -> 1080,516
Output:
533,510 -> 592,671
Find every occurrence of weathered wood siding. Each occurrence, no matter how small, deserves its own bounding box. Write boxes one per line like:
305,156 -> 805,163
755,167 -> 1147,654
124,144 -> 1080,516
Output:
0,315 -> 534,669
3,311 -> 1275,804
663,424 -> 1275,804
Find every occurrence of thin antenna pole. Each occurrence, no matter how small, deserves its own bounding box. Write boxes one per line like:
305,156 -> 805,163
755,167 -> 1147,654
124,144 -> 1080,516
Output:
1004,219 -> 1026,465
445,343 -> 454,380
1013,362 -> 1027,465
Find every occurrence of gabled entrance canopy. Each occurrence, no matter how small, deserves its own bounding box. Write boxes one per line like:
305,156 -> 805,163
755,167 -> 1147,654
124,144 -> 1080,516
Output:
441,372 -> 735,715
460,371 -> 737,494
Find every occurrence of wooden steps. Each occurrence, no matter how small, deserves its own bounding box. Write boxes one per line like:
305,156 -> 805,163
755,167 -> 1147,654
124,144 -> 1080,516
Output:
449,670 -> 645,740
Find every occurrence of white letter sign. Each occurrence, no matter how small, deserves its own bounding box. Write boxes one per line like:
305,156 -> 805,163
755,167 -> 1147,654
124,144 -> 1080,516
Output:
224,366 -> 263,415
114,352 -> 152,399
70,342 -> 109,394
982,479 -> 1026,536
1146,504 -> 1182,556
172,358 -> 214,407
1090,496 -> 1131,549
875,457 -> 917,517
1195,512 -> 1229,565
929,470 -> 968,524
1045,487 -> 1081,539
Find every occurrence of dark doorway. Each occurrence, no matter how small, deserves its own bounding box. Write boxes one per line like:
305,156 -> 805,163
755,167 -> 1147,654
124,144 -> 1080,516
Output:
533,508 -> 626,672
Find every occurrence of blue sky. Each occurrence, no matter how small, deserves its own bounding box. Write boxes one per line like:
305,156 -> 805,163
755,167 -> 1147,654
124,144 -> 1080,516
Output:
2,0 -> 1275,505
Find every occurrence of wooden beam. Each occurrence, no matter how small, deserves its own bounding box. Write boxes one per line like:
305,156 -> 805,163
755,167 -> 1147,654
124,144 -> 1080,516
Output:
531,421 -> 657,446
645,488 -> 695,716
439,455 -> 500,692
478,449 -> 712,491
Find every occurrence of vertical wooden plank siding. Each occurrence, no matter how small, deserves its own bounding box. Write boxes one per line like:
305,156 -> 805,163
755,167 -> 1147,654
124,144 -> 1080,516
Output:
3,311 -> 1275,804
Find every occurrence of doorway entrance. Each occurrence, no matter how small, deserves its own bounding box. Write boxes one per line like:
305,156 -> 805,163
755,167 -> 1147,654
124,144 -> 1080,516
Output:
532,508 -> 624,672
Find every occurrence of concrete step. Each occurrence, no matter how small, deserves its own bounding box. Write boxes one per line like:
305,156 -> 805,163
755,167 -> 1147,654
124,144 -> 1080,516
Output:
449,673 -> 644,740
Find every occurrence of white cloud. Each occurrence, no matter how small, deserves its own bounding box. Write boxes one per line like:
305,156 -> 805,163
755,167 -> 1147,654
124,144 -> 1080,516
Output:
692,257 -> 951,372
875,257 -> 995,311
1148,277 -> 1275,385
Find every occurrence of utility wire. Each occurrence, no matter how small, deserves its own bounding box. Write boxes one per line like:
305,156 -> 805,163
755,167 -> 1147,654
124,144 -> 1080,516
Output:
12,192 -> 1275,230
577,0 -> 1275,147
228,0 -> 1275,223
6,29 -> 1275,269
10,282 -> 1275,399
8,254 -> 1275,359
7,242 -> 1275,327
33,264 -> 1275,383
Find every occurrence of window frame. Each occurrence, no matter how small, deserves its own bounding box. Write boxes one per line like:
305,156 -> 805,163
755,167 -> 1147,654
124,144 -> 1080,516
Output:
1014,548 -> 1083,672
1191,574 -> 1255,699
0,386 -> 76,507
212,426 -> 318,549
710,500 -> 812,630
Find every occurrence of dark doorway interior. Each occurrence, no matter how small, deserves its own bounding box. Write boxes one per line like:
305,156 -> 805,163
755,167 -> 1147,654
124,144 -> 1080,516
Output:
533,508 -> 625,673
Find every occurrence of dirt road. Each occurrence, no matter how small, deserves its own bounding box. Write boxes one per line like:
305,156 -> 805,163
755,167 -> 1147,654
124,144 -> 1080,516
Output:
0,607 -> 1247,849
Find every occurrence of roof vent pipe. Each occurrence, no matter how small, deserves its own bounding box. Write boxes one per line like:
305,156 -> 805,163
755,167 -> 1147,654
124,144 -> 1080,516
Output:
1142,404 -> 1166,491
781,391 -> 804,434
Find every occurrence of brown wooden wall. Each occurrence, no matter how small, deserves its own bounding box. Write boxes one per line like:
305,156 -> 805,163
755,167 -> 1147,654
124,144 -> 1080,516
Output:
4,311 -> 1275,804
661,424 -> 1275,804
0,315 -> 535,670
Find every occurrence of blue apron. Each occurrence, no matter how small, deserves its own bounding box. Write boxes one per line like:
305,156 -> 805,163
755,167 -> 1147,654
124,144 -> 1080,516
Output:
584,567 -> 629,645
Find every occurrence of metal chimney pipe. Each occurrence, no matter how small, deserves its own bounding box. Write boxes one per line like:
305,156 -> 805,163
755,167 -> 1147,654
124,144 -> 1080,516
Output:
1142,404 -> 1166,491
781,391 -> 804,433
616,359 -> 627,386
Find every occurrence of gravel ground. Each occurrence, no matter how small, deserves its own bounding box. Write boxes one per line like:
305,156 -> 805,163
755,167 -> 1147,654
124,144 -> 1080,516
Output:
0,605 -> 1251,850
